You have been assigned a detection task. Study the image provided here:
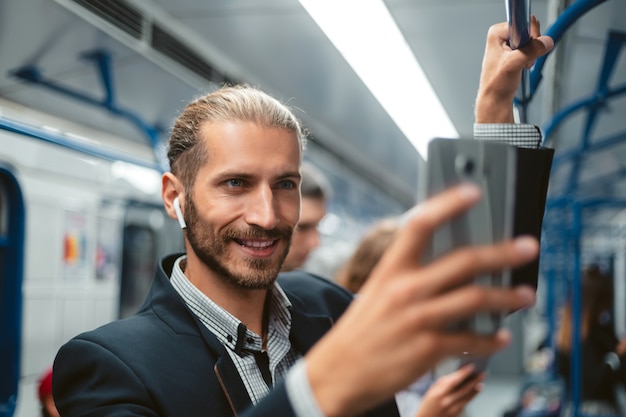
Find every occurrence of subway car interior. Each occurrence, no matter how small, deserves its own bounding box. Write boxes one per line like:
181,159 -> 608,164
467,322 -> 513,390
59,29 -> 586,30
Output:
1,0 -> 626,416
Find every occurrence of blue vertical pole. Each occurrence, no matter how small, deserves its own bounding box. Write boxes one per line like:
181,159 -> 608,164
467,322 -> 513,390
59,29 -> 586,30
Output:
570,201 -> 582,417
546,268 -> 556,350
529,0 -> 609,95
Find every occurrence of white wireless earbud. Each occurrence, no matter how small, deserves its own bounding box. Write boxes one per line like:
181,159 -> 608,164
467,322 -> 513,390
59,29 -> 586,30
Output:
173,197 -> 187,229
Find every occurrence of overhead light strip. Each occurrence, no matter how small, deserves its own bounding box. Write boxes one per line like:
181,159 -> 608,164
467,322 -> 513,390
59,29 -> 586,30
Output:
298,0 -> 458,159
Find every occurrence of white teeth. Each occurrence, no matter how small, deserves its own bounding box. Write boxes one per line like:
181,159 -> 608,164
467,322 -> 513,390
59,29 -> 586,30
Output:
241,240 -> 273,248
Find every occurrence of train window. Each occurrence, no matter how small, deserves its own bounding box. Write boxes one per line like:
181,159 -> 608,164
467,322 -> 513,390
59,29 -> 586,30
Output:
119,224 -> 157,318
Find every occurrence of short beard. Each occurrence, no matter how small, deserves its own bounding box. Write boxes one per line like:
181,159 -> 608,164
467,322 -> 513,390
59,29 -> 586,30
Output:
184,195 -> 292,290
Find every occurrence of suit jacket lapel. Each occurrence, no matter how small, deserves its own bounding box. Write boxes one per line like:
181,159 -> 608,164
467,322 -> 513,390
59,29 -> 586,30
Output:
289,308 -> 335,355
149,255 -> 342,415
149,254 -> 254,414
205,303 -> 336,415
213,350 -> 253,415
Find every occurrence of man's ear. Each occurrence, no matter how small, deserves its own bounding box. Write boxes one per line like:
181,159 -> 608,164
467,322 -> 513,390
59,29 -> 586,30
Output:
162,172 -> 185,228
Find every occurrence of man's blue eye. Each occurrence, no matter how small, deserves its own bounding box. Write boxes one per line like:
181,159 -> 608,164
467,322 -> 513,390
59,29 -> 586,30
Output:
279,180 -> 295,189
227,179 -> 243,187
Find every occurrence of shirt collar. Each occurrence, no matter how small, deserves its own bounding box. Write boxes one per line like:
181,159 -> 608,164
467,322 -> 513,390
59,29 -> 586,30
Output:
170,255 -> 292,356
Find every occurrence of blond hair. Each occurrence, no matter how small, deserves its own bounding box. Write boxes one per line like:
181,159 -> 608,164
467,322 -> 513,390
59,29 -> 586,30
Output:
167,84 -> 306,189
335,218 -> 400,293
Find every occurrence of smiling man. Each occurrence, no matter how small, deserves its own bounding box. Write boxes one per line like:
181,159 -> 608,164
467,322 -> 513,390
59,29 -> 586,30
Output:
53,17 -> 553,417
176,120 -> 300,293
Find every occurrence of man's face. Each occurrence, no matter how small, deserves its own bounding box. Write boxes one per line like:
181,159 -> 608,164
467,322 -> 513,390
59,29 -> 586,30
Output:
281,196 -> 326,272
184,121 -> 301,289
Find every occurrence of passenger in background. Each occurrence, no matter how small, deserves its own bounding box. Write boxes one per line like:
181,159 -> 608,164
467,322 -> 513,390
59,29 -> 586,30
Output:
281,161 -> 330,272
37,367 -> 60,417
53,17 -> 552,417
335,217 -> 484,417
556,265 -> 626,417
335,217 -> 399,293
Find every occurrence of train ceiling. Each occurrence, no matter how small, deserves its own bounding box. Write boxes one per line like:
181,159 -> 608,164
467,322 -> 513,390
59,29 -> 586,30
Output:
1,0 -> 625,243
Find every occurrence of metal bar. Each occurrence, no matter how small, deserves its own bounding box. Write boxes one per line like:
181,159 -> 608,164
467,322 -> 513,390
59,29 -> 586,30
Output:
530,0 -> 609,95
506,0 -> 531,49
578,198 -> 626,209
83,50 -> 116,109
10,49 -> 167,172
564,31 -> 626,195
570,201 -> 582,417
545,268 -> 557,356
544,28 -> 626,154
552,128 -> 626,167
506,0 -> 531,121
0,116 -> 161,172
576,31 -> 626,157
596,32 -> 626,93
574,163 -> 626,195
547,196 -> 626,210
543,81 -> 626,142
11,65 -> 160,144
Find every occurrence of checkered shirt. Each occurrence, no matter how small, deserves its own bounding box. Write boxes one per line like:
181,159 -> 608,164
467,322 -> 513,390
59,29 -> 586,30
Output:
170,256 -> 301,405
473,123 -> 542,148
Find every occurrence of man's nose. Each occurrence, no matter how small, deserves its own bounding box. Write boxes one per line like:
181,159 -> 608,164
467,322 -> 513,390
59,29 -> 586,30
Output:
244,185 -> 279,229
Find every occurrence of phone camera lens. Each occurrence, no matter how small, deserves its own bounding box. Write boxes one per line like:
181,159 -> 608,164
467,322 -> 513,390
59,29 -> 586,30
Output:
455,155 -> 475,176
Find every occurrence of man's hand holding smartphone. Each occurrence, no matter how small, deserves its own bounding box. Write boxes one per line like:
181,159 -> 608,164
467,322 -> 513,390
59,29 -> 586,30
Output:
424,138 -> 518,372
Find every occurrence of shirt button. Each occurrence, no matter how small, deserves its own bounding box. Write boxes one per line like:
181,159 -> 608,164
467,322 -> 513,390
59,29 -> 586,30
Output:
227,335 -> 233,343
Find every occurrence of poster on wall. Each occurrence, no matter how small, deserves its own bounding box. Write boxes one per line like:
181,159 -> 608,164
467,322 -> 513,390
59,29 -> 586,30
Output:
63,209 -> 88,281
96,214 -> 121,282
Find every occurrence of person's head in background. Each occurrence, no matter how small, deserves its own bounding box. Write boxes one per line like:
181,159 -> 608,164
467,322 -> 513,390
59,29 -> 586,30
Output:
335,217 -> 400,293
38,367 -> 60,417
280,161 -> 331,272
557,264 -> 614,351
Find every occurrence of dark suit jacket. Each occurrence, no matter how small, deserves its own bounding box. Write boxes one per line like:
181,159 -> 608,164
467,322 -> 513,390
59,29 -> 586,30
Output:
53,254 -> 399,417
511,146 -> 554,290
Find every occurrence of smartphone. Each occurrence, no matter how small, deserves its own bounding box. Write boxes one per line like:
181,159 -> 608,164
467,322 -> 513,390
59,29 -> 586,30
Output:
424,138 -> 517,336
